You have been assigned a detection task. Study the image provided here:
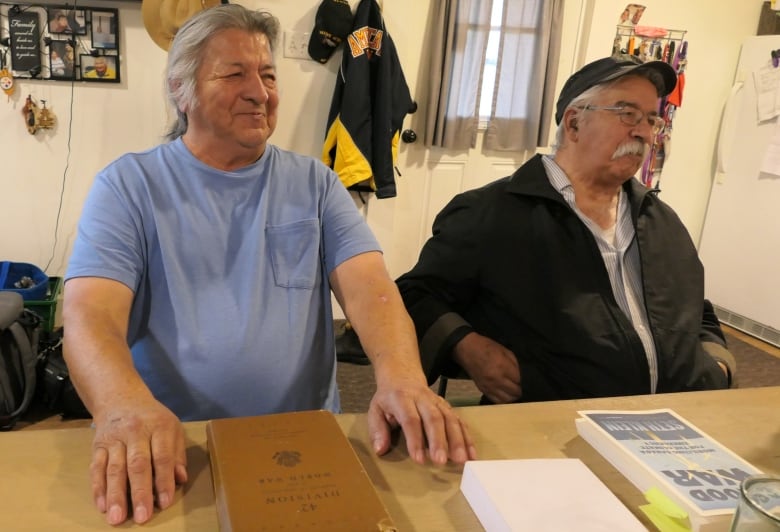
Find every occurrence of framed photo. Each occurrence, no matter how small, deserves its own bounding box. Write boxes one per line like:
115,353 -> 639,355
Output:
49,40 -> 76,80
80,54 -> 119,83
47,7 -> 87,35
90,9 -> 118,49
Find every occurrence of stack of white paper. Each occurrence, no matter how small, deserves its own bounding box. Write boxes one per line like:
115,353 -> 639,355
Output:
460,458 -> 646,531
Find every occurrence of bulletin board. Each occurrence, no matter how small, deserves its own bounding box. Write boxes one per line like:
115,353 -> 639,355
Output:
0,3 -> 120,83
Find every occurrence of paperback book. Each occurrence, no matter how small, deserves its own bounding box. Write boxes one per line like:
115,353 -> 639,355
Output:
576,409 -> 761,532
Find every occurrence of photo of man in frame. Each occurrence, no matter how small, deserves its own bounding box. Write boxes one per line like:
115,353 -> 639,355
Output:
81,54 -> 118,81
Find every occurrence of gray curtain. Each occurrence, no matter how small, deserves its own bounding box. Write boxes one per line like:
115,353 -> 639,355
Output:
424,0 -> 564,151
484,0 -> 565,151
423,0 -> 493,149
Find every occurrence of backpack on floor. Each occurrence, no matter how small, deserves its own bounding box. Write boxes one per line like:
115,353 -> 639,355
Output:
0,292 -> 40,430
37,328 -> 90,419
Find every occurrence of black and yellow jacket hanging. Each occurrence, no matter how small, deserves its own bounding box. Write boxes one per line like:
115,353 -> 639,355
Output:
322,0 -> 415,199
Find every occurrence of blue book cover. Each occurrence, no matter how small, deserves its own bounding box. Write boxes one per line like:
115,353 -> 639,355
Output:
576,409 -> 761,518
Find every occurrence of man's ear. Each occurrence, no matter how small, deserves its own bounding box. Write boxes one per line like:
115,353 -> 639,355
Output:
168,79 -> 186,112
557,110 -> 583,152
563,109 -> 580,137
567,112 -> 578,131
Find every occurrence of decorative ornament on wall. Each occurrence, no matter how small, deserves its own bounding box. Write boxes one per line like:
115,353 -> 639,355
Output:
23,95 -> 39,134
9,9 -> 43,77
0,68 -> 13,99
37,100 -> 56,130
0,47 -> 12,99
21,94 -> 57,135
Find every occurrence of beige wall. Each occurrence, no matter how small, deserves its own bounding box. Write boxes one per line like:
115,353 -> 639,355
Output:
0,0 -> 765,278
580,0 -> 763,244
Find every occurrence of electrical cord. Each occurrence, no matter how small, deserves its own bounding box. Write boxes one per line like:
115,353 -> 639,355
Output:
43,77 -> 74,274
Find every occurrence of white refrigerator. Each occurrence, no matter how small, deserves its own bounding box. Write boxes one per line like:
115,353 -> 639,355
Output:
698,35 -> 780,346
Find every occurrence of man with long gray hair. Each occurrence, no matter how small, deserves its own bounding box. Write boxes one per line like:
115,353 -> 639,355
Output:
63,4 -> 476,526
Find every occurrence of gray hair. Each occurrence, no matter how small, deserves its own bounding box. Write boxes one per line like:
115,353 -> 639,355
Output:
550,68 -> 665,153
165,4 -> 280,141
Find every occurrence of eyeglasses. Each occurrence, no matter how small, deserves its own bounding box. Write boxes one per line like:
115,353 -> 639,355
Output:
581,105 -> 665,134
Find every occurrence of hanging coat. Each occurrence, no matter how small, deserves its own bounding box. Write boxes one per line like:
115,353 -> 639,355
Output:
322,0 -> 415,199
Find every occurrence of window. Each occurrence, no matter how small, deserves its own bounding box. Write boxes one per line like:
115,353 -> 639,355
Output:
423,0 -> 564,152
479,1 -> 503,122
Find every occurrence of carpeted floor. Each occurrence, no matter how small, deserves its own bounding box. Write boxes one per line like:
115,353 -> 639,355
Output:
336,331 -> 780,413
726,332 -> 780,388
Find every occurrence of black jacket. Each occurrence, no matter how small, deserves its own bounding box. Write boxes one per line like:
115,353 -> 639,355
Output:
397,154 -> 729,401
322,0 -> 414,199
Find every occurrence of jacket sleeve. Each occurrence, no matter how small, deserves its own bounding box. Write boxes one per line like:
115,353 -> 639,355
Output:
396,192 -> 486,383
700,299 -> 737,387
370,34 -> 414,198
322,41 -> 375,190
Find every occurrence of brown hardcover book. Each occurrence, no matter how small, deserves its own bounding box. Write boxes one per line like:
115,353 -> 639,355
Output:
206,409 -> 397,531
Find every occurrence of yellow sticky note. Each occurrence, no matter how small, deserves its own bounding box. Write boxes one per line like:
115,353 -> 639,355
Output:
640,487 -> 691,532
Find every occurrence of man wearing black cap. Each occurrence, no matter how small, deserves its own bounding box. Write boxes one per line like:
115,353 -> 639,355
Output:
397,55 -> 735,405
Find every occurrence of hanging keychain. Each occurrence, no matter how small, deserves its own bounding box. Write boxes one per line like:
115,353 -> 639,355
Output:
638,39 -> 650,61
0,49 -> 14,100
662,42 -> 671,63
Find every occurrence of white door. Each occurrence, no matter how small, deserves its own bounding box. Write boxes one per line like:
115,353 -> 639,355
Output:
362,136 -> 530,280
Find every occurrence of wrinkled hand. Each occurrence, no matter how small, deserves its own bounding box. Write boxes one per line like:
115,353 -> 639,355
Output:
90,398 -> 187,525
453,332 -> 521,404
367,374 -> 477,466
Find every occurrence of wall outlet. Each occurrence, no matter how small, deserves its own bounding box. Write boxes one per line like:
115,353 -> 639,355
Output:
284,30 -> 311,60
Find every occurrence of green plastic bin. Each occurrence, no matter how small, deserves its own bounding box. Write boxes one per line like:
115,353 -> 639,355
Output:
24,277 -> 63,332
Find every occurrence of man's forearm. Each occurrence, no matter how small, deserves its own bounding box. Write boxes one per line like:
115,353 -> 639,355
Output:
330,252 -> 427,386
62,277 -> 153,418
63,319 -> 153,419
347,289 -> 426,387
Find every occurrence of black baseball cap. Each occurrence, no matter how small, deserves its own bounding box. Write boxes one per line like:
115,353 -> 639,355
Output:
308,0 -> 353,64
555,55 -> 677,124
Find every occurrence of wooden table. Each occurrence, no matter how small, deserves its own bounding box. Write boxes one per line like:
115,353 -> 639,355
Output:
3,387 -> 779,530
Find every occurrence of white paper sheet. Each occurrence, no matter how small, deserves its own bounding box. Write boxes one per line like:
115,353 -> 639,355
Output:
760,117 -> 780,177
753,62 -> 780,122
460,458 -> 647,531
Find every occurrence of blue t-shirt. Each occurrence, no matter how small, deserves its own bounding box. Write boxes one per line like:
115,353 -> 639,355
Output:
66,140 -> 380,420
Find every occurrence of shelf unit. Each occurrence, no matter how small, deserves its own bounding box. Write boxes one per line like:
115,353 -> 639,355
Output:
611,25 -> 688,189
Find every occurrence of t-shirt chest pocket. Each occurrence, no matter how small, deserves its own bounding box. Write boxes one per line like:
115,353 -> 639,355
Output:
266,219 -> 321,289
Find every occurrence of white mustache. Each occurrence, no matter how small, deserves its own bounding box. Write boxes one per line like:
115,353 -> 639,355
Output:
611,141 -> 648,160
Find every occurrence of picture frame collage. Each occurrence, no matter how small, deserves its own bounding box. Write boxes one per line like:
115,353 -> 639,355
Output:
0,4 -> 120,83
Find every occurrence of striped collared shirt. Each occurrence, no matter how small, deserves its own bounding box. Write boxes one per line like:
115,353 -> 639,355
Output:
542,155 -> 658,392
